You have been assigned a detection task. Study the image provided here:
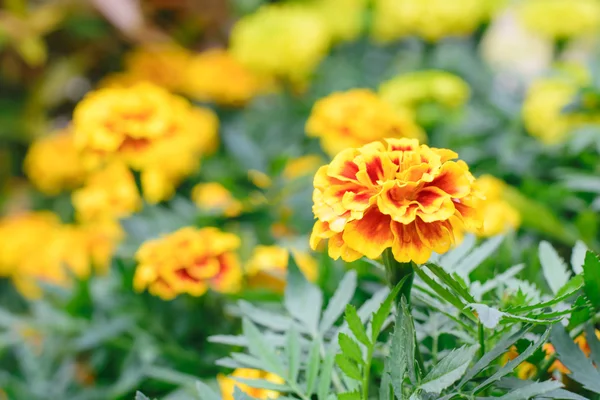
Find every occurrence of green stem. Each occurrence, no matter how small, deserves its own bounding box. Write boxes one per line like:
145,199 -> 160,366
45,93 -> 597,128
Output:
382,249 -> 415,305
362,346 -> 375,400
478,323 -> 486,359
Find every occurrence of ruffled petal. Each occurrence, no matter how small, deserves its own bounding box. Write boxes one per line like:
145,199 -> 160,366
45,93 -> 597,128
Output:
342,208 -> 394,259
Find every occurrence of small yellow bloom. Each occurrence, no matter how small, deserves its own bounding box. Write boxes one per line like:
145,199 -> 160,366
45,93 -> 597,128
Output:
308,0 -> 367,42
134,227 -> 243,300
230,4 -> 330,82
248,170 -> 273,189
218,368 -> 284,400
72,162 -> 141,224
372,0 -> 487,42
192,183 -> 243,218
311,138 -> 482,264
246,245 -> 318,292
283,155 -> 325,180
379,71 -> 470,113
123,44 -> 191,92
501,346 -> 537,379
475,175 -> 520,237
306,89 -> 425,157
185,48 -> 270,106
24,129 -> 86,195
517,0 -> 600,40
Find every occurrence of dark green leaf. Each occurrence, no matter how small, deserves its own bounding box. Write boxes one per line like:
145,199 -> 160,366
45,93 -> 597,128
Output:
425,264 -> 475,303
389,297 -> 414,397
498,380 -> 563,400
582,251 -> 600,312
419,345 -> 478,394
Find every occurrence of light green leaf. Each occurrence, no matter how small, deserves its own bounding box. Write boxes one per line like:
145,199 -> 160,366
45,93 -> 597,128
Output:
418,345 -> 478,394
233,386 -> 255,400
238,301 -> 294,332
284,254 -> 323,334
582,251 -> 600,312
242,318 -> 285,376
338,391 -> 361,400
425,264 -> 475,303
319,270 -> 357,334
135,392 -> 151,400
338,333 -> 364,365
585,324 -> 600,367
539,241 -> 571,295
335,354 -> 362,381
286,326 -> 300,381
232,378 -> 290,392
317,348 -> 336,400
379,364 -> 393,400
371,275 -> 410,341
196,381 -> 222,400
389,297 -> 414,397
571,241 -> 588,274
452,235 -> 504,278
344,305 -> 370,346
499,380 -> 563,400
305,338 -> 320,395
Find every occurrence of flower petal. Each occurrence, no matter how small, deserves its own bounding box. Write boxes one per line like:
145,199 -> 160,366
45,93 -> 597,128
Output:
391,222 -> 432,265
343,208 -> 394,259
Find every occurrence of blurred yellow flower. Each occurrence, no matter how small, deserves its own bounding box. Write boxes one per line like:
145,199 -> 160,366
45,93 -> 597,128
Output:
72,162 -> 141,224
192,182 -> 243,218
123,44 -> 191,92
306,89 -> 425,157
24,129 -> 86,195
134,227 -> 242,300
379,71 -> 470,113
246,245 -> 318,292
248,170 -> 273,189
311,138 -> 482,264
309,0 -> 367,42
543,330 -> 600,374
372,0 -> 486,42
218,368 -> 284,400
230,4 -> 330,82
185,48 -> 270,106
282,155 -> 324,180
475,175 -> 520,237
517,0 -> 600,40
501,346 -> 537,380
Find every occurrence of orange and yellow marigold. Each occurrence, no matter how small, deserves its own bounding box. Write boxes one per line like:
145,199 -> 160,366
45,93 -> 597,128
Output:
134,227 -> 242,300
218,368 -> 283,400
310,138 -> 482,264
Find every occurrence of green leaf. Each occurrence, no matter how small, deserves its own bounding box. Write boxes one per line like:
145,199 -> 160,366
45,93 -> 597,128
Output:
582,251 -> 600,312
286,326 -> 300,382
504,276 -> 582,314
452,235 -> 504,278
338,391 -> 361,400
389,297 -> 414,397
539,241 -> 571,295
233,386 -> 255,400
196,381 -> 223,400
242,318 -> 285,376
549,323 -> 600,393
585,324 -> 600,367
135,392 -> 151,400
238,301 -> 294,332
468,303 -> 561,329
499,380 -> 563,400
425,264 -> 475,303
338,333 -> 364,365
344,304 -> 370,346
418,345 -> 478,394
319,270 -> 357,334
473,327 -> 551,394
379,364 -> 393,400
317,347 -> 336,400
371,275 -> 410,341
305,338 -> 321,395
335,354 -> 362,381
571,241 -> 588,274
232,378 -> 290,392
285,254 -> 323,334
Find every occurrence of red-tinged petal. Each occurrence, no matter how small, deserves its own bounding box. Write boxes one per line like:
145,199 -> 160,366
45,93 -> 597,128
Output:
453,199 -> 482,231
355,150 -> 398,186
188,257 -> 220,279
415,186 -> 450,213
341,189 -> 376,213
390,222 -> 432,265
377,182 -> 419,223
415,218 -> 454,254
432,147 -> 458,162
385,138 -> 420,152
328,232 -> 364,262
342,208 -> 394,259
427,161 -> 471,198
310,221 -> 334,250
327,148 -> 360,181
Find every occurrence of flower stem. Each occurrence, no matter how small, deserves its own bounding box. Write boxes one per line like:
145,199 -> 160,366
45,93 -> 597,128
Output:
382,248 -> 415,305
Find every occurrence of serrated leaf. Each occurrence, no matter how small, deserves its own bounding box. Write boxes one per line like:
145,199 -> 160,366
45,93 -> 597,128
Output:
305,338 -> 320,395
317,347 -> 336,400
389,297 -> 414,397
345,304 -> 370,346
195,381 -> 221,400
339,333 -> 364,365
582,251 -> 600,312
469,303 -> 503,329
426,264 -> 475,303
468,303 -> 561,329
319,270 -> 357,334
238,301 -> 294,332
286,326 -> 300,381
418,345 -> 478,394
571,241 -> 588,274
504,276 -> 582,314
380,363 -> 393,400
539,241 -> 571,295
371,275 -> 410,341
499,380 -> 563,400
285,254 -> 323,334
338,391 -> 361,400
335,354 -> 362,381
439,234 -> 477,271
242,318 -> 285,375
135,392 -> 151,400
550,323 -> 600,393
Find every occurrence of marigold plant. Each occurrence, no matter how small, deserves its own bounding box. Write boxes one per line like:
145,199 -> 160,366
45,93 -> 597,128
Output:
310,138 -> 482,264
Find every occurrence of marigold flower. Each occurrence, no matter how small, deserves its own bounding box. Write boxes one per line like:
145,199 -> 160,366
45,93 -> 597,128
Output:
372,0 -> 486,42
501,346 -> 537,380
543,330 -> 600,374
185,49 -> 270,106
123,44 -> 191,92
308,0 -> 367,42
379,71 -> 470,114
246,245 -> 318,292
134,227 -> 242,300
306,89 -> 425,157
310,138 -> 481,264
230,4 -> 330,82
218,368 -> 284,400
24,129 -> 87,195
517,0 -> 600,40
73,82 -> 218,173
282,155 -> 324,180
192,182 -> 243,218
475,175 -> 520,237
72,162 -> 141,224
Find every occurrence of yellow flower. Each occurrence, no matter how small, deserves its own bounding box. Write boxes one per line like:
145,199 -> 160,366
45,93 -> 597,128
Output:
306,89 -> 425,157
0,212 -> 60,276
134,227 -> 242,300
24,129 -> 86,195
192,183 -> 243,218
544,330 -> 600,374
310,138 -> 482,264
230,4 -> 330,82
248,170 -> 273,189
72,162 -> 141,224
283,155 -> 325,180
185,48 -> 270,106
475,175 -> 520,237
123,44 -> 191,92
308,0 -> 367,42
379,71 -> 470,113
372,0 -> 487,42
218,368 -> 284,400
517,0 -> 600,40
501,346 -> 537,380
246,245 -> 318,292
